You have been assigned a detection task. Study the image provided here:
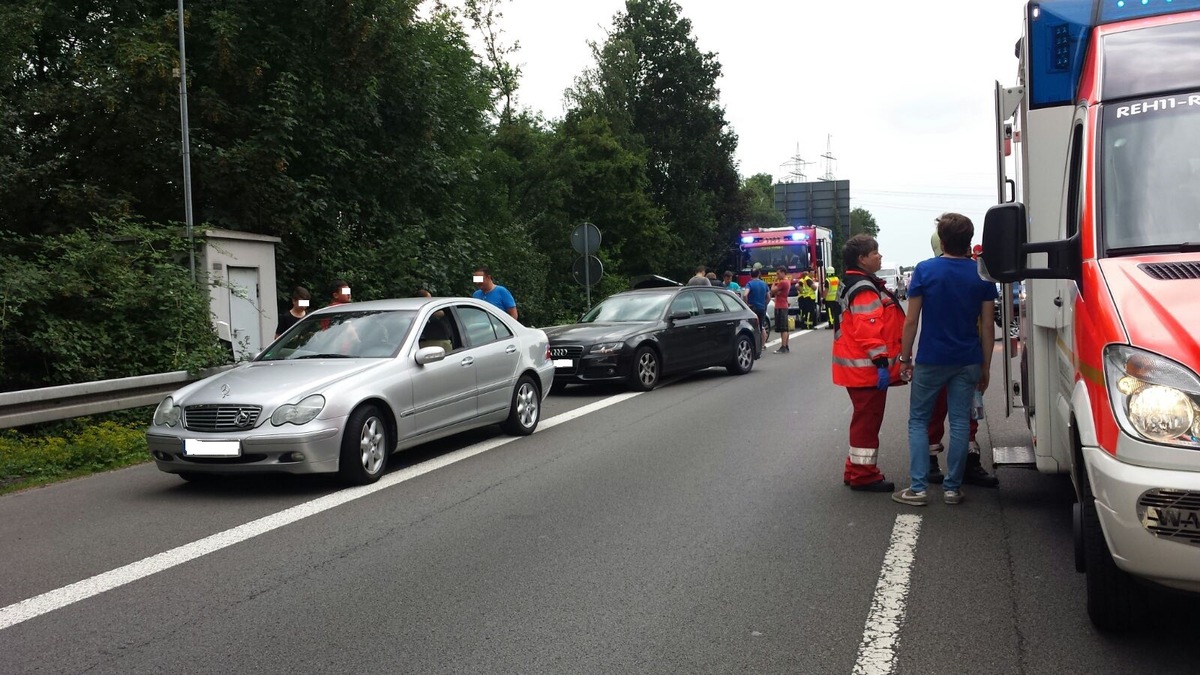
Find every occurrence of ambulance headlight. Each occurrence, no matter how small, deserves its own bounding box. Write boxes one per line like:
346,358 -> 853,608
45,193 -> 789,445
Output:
1105,346 -> 1200,447
1127,387 -> 1193,442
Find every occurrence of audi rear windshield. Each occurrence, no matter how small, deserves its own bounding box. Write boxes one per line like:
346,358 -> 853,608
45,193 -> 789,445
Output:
581,293 -> 673,323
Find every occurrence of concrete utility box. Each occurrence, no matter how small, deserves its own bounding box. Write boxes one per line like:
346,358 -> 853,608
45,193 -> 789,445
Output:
201,229 -> 281,360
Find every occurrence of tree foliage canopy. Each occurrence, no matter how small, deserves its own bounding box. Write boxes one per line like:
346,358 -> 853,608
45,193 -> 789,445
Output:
0,0 -> 785,389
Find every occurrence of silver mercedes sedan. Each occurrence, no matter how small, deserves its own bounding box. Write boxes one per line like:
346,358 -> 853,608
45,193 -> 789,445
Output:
147,297 -> 554,484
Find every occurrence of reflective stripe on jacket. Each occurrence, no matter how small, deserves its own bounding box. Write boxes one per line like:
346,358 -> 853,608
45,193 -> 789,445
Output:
832,270 -> 905,388
825,276 -> 839,302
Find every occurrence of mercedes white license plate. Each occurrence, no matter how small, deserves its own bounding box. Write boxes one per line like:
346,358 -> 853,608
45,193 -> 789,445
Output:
183,439 -> 242,457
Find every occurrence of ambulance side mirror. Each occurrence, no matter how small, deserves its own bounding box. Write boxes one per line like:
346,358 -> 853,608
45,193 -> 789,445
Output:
982,201 -> 1081,283
981,203 -> 1027,283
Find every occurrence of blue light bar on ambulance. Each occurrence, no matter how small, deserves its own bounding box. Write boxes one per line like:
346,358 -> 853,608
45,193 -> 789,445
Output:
1027,1 -> 1093,108
790,233 -> 805,241
1099,0 -> 1200,23
1028,0 -> 1200,108
741,236 -> 755,244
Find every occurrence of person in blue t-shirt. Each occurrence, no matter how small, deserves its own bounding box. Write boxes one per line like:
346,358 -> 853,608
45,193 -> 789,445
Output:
744,266 -> 770,346
893,213 -> 998,507
472,266 -> 518,320
722,270 -> 741,295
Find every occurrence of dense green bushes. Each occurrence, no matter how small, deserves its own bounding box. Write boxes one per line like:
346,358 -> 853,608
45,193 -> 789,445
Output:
0,219 -> 228,391
0,420 -> 149,494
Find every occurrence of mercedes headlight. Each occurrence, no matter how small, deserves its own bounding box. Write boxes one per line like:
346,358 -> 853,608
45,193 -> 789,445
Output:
589,342 -> 623,355
153,397 -> 181,427
1104,345 -> 1200,446
271,394 -> 326,426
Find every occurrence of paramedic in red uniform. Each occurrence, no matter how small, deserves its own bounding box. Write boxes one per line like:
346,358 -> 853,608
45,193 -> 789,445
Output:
833,234 -> 906,492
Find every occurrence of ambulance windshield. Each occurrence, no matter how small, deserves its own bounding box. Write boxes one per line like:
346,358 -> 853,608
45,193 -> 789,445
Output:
1101,90 -> 1200,254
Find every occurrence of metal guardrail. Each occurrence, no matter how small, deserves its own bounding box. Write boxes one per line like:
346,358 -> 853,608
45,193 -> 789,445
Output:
0,366 -> 234,429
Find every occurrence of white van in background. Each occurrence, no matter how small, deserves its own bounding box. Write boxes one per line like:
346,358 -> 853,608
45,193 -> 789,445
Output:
877,264 -> 902,298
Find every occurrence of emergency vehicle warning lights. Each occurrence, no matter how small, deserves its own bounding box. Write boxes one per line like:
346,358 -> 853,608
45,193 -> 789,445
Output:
1029,0 -> 1200,108
740,229 -> 807,245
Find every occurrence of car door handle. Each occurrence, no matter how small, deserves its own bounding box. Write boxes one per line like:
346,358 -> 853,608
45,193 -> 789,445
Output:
698,326 -> 707,330
1053,296 -> 1063,307
461,356 -> 475,367
505,345 -> 517,354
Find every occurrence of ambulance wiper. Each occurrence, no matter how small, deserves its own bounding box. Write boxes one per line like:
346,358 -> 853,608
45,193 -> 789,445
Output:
1107,243 -> 1200,255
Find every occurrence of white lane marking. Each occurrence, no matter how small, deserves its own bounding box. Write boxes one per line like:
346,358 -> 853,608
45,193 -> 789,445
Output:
765,327 -> 813,348
0,391 -> 643,632
853,514 -> 922,675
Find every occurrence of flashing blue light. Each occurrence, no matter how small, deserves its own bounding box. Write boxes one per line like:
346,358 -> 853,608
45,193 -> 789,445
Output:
790,233 -> 804,241
1099,0 -> 1200,22
741,236 -> 755,244
1028,0 -> 1200,109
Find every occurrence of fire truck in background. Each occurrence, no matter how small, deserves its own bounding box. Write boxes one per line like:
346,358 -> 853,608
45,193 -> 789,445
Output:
736,225 -> 834,327
981,0 -> 1200,630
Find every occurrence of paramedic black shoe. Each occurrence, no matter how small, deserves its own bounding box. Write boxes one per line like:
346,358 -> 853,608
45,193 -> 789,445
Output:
928,449 -> 945,485
850,479 -> 895,493
964,452 -> 999,488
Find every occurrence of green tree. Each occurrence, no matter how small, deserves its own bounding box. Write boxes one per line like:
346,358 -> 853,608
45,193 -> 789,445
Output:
740,173 -> 785,230
568,0 -> 743,281
850,207 -> 879,237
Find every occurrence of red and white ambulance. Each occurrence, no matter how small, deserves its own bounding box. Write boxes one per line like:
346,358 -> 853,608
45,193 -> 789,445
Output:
982,0 -> 1200,630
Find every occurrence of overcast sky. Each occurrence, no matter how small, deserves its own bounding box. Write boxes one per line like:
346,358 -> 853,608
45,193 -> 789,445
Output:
485,0 -> 1027,267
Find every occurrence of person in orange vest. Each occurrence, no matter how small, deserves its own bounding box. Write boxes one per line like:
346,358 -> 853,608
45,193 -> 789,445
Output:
833,235 -> 906,492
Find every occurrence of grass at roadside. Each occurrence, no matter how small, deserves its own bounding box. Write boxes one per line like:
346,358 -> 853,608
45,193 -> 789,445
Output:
0,420 -> 150,496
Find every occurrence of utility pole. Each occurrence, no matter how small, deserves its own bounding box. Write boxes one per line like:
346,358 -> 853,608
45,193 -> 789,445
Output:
177,0 -> 197,284
819,134 -> 837,181
780,142 -> 812,183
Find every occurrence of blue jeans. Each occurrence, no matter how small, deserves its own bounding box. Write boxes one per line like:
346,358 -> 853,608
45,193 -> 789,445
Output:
907,363 -> 982,492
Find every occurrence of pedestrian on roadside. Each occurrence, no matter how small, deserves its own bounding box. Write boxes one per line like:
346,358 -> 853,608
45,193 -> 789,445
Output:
823,266 -> 840,331
894,213 -> 998,506
922,230 -> 999,488
329,279 -> 352,307
275,286 -> 311,338
414,287 -> 432,298
472,266 -> 519,320
771,266 -> 792,353
706,271 -> 718,284
745,267 -> 770,346
686,266 -> 712,286
833,235 -> 905,492
723,270 -> 741,296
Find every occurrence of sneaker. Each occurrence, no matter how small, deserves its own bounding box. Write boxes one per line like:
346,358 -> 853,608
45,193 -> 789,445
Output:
944,488 -> 964,505
850,479 -> 895,492
892,487 -> 928,506
964,453 -> 999,488
775,346 -> 789,354
928,452 -> 945,485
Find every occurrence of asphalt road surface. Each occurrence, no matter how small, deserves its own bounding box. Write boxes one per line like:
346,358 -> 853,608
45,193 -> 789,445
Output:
2,327 -> 1197,674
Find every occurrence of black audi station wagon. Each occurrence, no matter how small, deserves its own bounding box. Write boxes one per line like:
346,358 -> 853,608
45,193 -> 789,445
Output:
543,287 -> 762,392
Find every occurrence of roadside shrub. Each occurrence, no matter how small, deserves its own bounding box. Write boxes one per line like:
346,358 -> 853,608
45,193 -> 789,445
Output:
0,217 -> 228,391
0,421 -> 148,491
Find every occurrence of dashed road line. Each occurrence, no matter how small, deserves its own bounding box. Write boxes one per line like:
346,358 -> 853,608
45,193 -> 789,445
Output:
853,514 -> 923,675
